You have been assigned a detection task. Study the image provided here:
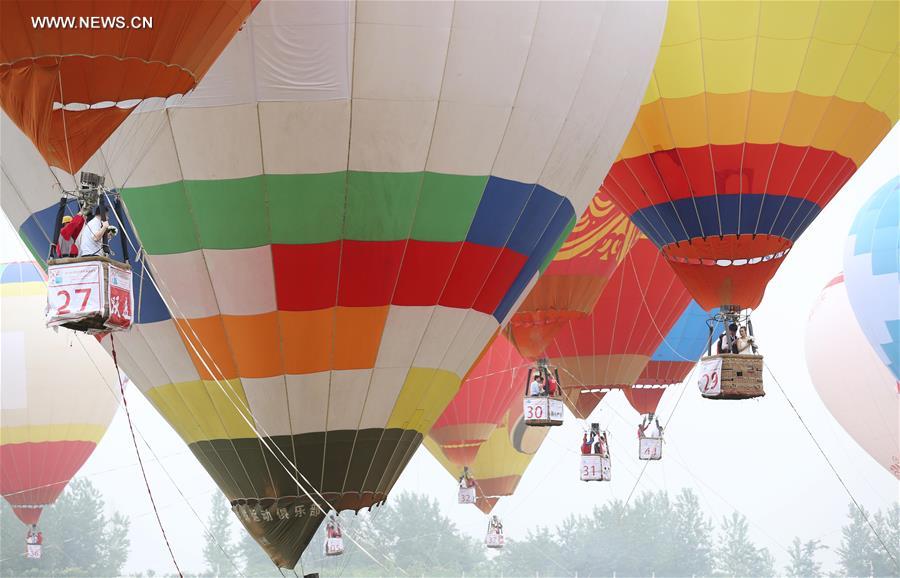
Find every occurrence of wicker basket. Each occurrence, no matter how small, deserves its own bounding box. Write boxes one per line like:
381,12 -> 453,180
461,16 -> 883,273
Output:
701,354 -> 765,399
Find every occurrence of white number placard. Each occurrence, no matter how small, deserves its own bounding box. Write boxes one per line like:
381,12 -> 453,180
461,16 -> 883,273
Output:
697,357 -> 723,396
580,454 -> 611,481
639,437 -> 662,460
325,537 -> 343,555
46,262 -> 103,325
548,399 -> 564,421
523,397 -> 546,421
26,544 -> 41,559
458,487 -> 476,504
485,532 -> 504,547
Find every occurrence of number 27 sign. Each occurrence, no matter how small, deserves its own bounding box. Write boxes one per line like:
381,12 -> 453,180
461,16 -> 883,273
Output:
47,262 -> 103,323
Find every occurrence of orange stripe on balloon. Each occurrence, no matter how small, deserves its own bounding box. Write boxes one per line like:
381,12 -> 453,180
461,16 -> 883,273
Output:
620,92 -> 891,167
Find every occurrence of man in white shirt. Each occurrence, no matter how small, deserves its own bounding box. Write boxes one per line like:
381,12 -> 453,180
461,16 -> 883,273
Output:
78,207 -> 111,257
528,374 -> 543,397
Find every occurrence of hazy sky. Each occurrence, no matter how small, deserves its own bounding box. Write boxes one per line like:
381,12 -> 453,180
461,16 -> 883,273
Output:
1,126 -> 897,576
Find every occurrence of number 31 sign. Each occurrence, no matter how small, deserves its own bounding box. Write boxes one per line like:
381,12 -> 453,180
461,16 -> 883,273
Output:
697,357 -> 723,396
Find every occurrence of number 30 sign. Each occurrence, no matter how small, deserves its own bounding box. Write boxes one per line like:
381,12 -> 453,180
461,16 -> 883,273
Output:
697,357 -> 723,396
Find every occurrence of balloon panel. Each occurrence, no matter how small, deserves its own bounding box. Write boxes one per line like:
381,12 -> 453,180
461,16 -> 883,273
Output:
0,262 -> 119,525
805,274 -> 899,479
601,0 -> 899,310
844,175 -> 900,382
0,1 -> 254,172
1,1 -> 667,568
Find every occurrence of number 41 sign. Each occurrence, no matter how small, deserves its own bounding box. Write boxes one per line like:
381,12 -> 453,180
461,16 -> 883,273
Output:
697,357 -> 722,396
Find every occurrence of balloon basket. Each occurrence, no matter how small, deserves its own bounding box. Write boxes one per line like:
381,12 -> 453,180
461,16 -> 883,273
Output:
701,354 -> 764,399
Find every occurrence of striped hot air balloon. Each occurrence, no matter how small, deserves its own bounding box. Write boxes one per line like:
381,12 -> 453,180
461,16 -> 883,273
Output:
1,1 -> 667,568
0,261 -> 119,526
425,394 -> 548,515
844,176 -> 900,383
601,0 -> 898,312
505,189 -> 641,359
545,238 -> 694,419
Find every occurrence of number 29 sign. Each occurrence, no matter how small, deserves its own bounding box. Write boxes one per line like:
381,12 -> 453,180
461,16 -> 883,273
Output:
697,357 -> 723,396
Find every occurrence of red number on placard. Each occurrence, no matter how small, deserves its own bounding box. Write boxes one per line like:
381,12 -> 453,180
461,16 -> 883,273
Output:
74,288 -> 91,311
582,466 -> 589,477
534,404 -> 543,419
525,405 -> 533,419
57,290 -> 71,314
711,371 -> 719,389
700,374 -> 710,391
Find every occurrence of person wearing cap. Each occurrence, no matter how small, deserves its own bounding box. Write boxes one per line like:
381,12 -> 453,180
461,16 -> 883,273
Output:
716,322 -> 739,354
57,211 -> 86,257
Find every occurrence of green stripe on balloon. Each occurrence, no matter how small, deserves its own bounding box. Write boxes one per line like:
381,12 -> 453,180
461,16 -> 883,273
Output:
122,172 -> 491,255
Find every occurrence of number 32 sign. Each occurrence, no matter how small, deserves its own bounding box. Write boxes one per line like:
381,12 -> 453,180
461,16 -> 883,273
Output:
697,357 -> 723,396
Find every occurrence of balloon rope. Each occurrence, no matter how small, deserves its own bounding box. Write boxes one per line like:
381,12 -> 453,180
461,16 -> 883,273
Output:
110,334 -> 183,578
765,363 -> 900,572
56,65 -> 76,175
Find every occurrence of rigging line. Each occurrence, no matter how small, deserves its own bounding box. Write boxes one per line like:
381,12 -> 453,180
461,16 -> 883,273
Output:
55,65 -> 76,176
99,201 -> 401,575
109,334 -> 183,578
620,366 -> 696,513
765,363 -> 900,572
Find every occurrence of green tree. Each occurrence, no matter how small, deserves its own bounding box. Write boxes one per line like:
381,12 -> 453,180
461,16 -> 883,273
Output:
712,511 -> 775,577
0,478 -> 130,577
671,488 -> 715,576
202,493 -> 240,577
837,503 -> 880,577
785,537 -> 826,578
871,504 -> 900,577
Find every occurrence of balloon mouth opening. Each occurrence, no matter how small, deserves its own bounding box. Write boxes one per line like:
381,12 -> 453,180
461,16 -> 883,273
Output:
440,441 -> 486,466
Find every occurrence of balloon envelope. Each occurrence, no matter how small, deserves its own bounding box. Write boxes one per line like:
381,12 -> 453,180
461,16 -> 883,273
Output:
625,300 -> 714,415
430,333 -> 529,466
505,189 -> 640,358
1,1 -> 666,567
601,0 -> 899,310
0,0 -> 255,172
806,274 -> 899,479
844,175 -> 900,382
425,394 -> 548,515
0,262 -> 119,525
545,238 -> 693,418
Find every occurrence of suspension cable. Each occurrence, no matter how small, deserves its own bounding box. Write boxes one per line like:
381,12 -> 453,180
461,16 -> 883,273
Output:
110,334 -> 183,578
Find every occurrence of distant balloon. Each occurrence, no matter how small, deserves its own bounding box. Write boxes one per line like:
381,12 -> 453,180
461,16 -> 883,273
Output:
844,176 -> 900,382
625,301 -> 714,415
806,275 -> 899,479
430,333 -> 528,466
425,395 -> 548,515
0,262 -> 119,525
602,0 -> 899,311
545,238 -> 693,418
505,190 -> 640,358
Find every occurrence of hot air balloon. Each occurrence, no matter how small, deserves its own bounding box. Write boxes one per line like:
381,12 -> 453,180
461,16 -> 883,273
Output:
430,333 -> 528,468
806,274 -> 899,479
602,0 -> 898,314
844,175 -> 900,383
505,190 -> 641,359
0,1 -> 256,175
1,1 -> 667,568
0,261 -> 120,549
545,238 -> 694,419
425,394 -> 549,515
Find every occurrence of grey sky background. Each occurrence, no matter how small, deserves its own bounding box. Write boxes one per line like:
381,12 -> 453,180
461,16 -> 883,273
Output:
1,126 -> 897,576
